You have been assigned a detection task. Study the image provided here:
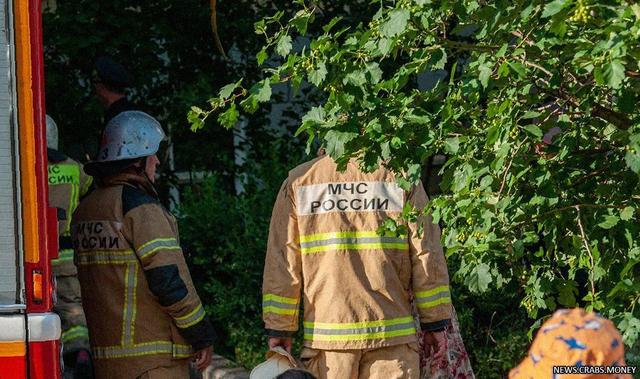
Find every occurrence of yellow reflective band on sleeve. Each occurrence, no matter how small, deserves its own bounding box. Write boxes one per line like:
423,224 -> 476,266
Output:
299,231 -> 408,254
61,325 -> 89,343
263,306 -> 298,316
175,304 -> 206,329
303,316 -> 416,342
136,237 -> 181,260
415,285 -> 451,309
263,294 -> 298,304
52,249 -> 74,265
263,294 -> 299,316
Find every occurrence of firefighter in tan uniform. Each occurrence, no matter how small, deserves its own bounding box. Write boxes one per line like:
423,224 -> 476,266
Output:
46,115 -> 94,377
71,111 -> 215,378
262,154 -> 452,379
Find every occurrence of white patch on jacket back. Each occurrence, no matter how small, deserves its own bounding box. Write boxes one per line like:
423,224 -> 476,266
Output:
296,181 -> 403,215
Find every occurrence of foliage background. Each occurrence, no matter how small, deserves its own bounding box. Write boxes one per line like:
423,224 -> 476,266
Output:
44,0 -> 639,376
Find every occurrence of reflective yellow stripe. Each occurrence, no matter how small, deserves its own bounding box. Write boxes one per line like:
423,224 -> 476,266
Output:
303,316 -> 414,330
299,231 -> 408,254
92,341 -> 193,360
304,328 -> 416,341
173,344 -> 193,358
303,316 -> 416,342
263,306 -> 298,316
417,297 -> 451,309
415,285 -> 450,298
136,237 -> 181,259
137,237 -> 177,251
300,231 -> 380,243
121,263 -> 138,345
263,294 -> 298,304
175,304 -> 206,329
415,285 -> 451,309
62,326 -> 89,343
263,294 -> 299,316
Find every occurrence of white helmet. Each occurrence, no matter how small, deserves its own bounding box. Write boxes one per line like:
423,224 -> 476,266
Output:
46,114 -> 58,150
96,111 -> 166,162
250,347 -> 298,379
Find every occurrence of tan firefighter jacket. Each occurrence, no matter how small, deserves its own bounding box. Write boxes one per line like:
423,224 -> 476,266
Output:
262,155 -> 452,350
48,148 -> 93,276
71,173 -> 215,378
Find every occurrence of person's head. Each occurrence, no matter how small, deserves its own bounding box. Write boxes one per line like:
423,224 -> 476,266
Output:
92,56 -> 132,107
85,111 -> 165,183
509,308 -> 630,379
275,369 -> 317,379
46,114 -> 58,150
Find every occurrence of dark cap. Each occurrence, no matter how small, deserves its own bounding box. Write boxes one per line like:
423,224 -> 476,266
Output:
93,56 -> 133,92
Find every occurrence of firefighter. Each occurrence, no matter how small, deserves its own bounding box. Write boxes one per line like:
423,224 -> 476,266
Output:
262,153 -> 452,379
46,114 -> 94,377
92,56 -> 138,124
71,111 -> 215,378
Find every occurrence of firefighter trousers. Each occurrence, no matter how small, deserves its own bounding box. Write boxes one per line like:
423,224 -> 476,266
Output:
53,274 -> 90,354
301,343 -> 420,379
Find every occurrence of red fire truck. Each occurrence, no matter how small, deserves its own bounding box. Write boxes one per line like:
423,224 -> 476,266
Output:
0,0 -> 62,377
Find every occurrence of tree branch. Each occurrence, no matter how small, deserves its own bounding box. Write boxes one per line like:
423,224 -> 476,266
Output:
575,206 -> 596,300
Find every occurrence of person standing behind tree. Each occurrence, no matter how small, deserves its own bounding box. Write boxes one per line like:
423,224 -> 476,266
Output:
262,153 -> 452,379
72,111 -> 215,378
47,114 -> 94,378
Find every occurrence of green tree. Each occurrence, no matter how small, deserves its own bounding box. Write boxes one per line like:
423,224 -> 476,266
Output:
192,0 -> 640,357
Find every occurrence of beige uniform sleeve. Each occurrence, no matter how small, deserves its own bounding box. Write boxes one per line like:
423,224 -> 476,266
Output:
262,179 -> 303,337
78,164 -> 93,197
407,181 -> 452,331
125,201 -> 215,349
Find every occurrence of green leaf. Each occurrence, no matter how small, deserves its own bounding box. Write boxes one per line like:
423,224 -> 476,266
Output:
366,62 -> 383,84
465,263 -> 492,293
478,64 -> 492,88
218,79 -> 241,99
444,137 -> 460,154
324,130 -> 358,157
378,38 -> 392,55
507,61 -> 526,78
256,49 -> 268,65
620,207 -> 635,221
276,35 -> 293,57
381,9 -> 410,38
309,61 -> 328,86
625,151 -> 640,173
598,215 -> 619,229
523,124 -> 543,138
291,11 -> 311,35
217,104 -> 239,128
542,0 -> 571,18
603,60 -> 626,89
256,79 -> 272,102
497,61 -> 510,78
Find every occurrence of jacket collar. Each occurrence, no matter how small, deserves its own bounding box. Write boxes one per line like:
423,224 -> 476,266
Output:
101,172 -> 159,199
